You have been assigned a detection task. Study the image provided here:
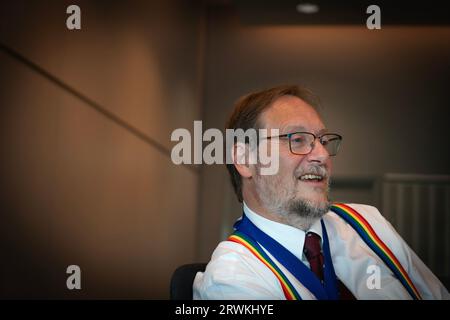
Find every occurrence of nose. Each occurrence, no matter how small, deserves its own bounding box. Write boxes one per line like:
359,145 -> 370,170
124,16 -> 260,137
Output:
306,138 -> 330,163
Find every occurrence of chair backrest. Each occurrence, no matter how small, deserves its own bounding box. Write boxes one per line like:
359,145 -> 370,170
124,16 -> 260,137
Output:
170,263 -> 207,300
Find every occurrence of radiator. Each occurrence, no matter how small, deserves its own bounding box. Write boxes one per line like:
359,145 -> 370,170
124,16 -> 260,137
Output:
381,173 -> 450,280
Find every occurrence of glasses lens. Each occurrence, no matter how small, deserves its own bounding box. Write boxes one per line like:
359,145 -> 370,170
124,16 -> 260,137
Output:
289,132 -> 315,155
320,134 -> 342,156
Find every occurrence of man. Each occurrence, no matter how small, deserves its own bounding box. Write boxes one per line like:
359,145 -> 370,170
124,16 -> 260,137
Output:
193,85 -> 449,300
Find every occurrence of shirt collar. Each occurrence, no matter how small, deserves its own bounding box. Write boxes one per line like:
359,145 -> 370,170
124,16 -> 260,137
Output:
243,202 -> 323,262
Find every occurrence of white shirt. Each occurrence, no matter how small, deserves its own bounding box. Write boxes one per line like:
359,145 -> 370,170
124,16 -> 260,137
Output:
193,203 -> 450,300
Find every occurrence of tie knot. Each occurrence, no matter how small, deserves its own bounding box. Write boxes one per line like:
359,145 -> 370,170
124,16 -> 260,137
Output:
303,232 -> 322,260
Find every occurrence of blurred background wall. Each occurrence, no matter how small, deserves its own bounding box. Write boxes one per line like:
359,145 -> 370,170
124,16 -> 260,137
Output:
0,0 -> 449,298
0,0 -> 204,298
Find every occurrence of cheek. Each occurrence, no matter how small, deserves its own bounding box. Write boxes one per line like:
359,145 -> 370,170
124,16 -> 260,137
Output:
279,154 -> 304,180
326,159 -> 333,174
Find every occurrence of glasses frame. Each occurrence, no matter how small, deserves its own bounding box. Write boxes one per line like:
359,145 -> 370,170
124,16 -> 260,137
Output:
265,131 -> 343,156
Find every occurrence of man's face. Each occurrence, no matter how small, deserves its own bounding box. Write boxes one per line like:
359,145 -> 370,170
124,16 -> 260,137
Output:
252,95 -> 332,222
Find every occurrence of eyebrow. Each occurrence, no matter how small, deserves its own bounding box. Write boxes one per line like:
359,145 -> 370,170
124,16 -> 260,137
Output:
281,125 -> 328,135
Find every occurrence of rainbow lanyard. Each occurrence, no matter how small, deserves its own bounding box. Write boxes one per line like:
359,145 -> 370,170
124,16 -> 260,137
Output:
228,203 -> 422,300
229,213 -> 339,300
229,231 -> 301,300
330,203 -> 422,300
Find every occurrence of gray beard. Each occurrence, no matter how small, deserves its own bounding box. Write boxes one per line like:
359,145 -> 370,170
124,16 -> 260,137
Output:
284,198 -> 331,231
253,168 -> 331,231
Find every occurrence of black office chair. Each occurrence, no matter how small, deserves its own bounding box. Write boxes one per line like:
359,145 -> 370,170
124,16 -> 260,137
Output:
170,263 -> 207,300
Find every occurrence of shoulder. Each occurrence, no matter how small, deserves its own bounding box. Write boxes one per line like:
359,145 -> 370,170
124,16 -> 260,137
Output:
326,202 -> 410,263
330,203 -> 386,222
326,203 -> 393,233
193,240 -> 285,299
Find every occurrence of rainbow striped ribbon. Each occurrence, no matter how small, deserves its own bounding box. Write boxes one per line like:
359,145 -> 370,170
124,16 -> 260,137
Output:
228,231 -> 301,300
330,203 -> 422,300
228,203 -> 422,300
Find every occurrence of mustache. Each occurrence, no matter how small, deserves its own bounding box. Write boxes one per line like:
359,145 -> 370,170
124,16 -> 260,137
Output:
296,165 -> 329,179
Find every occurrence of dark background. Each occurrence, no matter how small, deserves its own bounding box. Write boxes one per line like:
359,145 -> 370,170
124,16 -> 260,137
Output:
0,0 -> 449,298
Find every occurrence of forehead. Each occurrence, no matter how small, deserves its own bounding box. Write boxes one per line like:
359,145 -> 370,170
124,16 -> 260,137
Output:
259,95 -> 325,132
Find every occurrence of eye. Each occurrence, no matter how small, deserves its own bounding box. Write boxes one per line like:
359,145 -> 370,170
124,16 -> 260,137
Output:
321,135 -> 340,145
291,136 -> 305,144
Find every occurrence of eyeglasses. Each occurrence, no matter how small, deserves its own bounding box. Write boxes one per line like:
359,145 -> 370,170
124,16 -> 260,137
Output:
265,131 -> 343,156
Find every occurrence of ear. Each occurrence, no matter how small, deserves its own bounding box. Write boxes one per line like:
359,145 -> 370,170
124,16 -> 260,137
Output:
232,142 -> 255,179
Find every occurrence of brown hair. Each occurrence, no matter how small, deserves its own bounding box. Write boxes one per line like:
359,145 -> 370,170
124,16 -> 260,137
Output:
225,84 -> 321,202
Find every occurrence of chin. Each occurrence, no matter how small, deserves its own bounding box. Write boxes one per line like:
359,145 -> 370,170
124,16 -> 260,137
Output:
307,199 -> 330,211
298,192 -> 329,206
286,196 -> 331,225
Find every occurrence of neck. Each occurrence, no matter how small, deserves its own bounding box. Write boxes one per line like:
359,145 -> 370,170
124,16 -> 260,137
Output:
244,199 -> 318,231
285,214 -> 318,231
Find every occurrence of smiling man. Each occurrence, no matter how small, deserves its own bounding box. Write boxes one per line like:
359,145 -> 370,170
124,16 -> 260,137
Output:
193,85 -> 449,300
